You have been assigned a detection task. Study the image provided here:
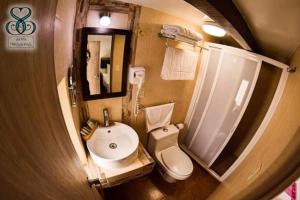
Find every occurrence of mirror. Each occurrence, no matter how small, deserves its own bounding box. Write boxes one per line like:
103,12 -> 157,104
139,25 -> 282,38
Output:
80,28 -> 131,100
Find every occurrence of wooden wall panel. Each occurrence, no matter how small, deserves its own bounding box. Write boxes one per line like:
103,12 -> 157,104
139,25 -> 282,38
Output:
0,0 -> 101,199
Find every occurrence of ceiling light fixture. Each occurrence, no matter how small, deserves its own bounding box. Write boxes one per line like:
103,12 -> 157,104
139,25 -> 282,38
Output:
100,11 -> 111,26
202,21 -> 226,37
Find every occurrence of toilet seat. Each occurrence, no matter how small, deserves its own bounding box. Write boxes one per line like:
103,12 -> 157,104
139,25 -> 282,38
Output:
161,146 -> 193,177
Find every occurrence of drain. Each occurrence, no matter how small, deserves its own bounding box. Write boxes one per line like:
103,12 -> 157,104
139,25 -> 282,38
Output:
109,143 -> 117,149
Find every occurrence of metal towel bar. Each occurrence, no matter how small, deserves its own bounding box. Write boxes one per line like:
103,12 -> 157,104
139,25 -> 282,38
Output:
159,33 -> 208,51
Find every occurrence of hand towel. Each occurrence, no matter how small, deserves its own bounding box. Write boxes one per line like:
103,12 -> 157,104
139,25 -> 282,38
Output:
161,47 -> 198,80
145,103 -> 175,132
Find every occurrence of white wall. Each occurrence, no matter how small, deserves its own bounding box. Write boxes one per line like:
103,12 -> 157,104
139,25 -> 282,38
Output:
88,35 -> 112,58
57,78 -> 87,165
86,11 -> 129,30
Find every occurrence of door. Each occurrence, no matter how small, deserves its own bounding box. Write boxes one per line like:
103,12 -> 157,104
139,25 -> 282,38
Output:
185,44 -> 261,166
87,41 -> 101,95
0,1 -> 102,199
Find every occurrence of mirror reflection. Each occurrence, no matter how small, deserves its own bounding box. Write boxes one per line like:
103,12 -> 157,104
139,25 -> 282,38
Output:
86,34 -> 125,95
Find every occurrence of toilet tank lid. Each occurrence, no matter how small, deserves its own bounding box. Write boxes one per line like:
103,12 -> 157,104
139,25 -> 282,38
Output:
161,146 -> 193,176
150,124 -> 178,140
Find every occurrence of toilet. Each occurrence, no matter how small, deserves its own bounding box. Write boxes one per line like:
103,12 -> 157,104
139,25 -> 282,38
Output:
147,124 -> 193,183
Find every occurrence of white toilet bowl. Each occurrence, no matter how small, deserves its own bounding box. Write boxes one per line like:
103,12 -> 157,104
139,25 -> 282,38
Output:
156,146 -> 193,182
147,124 -> 194,183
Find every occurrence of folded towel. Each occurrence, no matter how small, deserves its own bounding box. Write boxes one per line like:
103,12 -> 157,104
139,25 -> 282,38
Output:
145,103 -> 175,132
162,24 -> 185,33
161,24 -> 203,41
161,47 -> 198,80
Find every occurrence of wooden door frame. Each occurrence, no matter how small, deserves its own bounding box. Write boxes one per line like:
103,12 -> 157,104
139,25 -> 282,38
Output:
0,1 -> 101,199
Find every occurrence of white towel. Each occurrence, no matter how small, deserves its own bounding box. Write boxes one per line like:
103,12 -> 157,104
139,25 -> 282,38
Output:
145,103 -> 174,132
161,47 -> 198,80
161,25 -> 203,41
162,24 -> 185,34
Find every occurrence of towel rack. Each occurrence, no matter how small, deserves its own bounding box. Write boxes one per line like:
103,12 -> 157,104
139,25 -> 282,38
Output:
159,33 -> 208,51
139,100 -> 175,112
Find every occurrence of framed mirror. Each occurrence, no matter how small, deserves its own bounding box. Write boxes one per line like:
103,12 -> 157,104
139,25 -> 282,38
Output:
80,28 -> 131,100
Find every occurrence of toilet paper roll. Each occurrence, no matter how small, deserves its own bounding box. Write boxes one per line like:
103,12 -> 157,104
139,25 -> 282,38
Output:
175,123 -> 184,130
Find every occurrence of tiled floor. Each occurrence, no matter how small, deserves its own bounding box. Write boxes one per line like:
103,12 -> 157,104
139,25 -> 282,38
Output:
104,161 -> 219,200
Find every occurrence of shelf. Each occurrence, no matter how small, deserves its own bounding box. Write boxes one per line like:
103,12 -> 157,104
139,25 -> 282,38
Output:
86,143 -> 155,188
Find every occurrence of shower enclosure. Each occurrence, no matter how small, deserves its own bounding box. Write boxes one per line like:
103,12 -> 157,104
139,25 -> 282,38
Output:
183,43 -> 289,181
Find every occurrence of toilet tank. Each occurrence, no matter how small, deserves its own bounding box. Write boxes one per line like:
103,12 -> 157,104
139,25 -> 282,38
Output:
147,124 -> 179,155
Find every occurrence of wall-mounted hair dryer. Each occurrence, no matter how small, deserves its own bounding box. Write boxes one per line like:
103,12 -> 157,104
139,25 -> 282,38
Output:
128,67 -> 145,116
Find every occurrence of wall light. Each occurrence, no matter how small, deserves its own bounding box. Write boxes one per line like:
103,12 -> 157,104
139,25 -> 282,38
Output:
100,12 -> 111,26
202,21 -> 226,37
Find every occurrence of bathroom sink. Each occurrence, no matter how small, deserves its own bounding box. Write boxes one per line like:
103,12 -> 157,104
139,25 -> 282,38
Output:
87,122 -> 139,169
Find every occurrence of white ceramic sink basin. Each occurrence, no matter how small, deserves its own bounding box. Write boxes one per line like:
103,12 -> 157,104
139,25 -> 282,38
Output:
87,122 -> 139,169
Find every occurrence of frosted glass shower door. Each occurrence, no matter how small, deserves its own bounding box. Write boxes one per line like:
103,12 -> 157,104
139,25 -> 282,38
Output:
185,49 -> 221,144
187,50 -> 261,166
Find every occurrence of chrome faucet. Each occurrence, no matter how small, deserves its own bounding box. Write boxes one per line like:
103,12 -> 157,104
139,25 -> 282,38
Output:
103,108 -> 110,127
